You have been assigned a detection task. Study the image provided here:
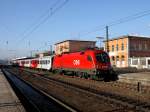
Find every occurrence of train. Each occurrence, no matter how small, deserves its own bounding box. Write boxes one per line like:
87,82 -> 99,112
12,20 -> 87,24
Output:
12,49 -> 118,81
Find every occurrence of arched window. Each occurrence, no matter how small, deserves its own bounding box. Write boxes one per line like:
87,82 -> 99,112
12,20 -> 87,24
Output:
121,55 -> 125,61
116,44 -> 119,51
116,56 -> 119,61
112,56 -> 115,61
112,45 -> 114,51
121,43 -> 124,50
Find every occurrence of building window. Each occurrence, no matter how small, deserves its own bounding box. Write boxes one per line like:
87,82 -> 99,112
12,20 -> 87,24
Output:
145,43 -> 147,50
130,44 -> 134,50
128,59 -> 131,65
60,46 -> 63,52
121,55 -> 125,61
142,44 -> 145,50
139,44 -> 142,50
111,56 -> 115,66
112,56 -> 115,61
121,43 -> 124,50
116,56 -> 119,61
116,44 -> 119,51
132,59 -> 138,65
140,59 -> 146,65
134,44 -> 136,50
112,45 -> 114,52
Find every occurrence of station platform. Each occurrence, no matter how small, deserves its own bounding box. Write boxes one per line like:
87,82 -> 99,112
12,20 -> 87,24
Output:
0,69 -> 26,112
119,72 -> 150,86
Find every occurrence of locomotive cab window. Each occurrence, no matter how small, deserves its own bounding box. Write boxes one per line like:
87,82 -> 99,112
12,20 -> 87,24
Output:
96,52 -> 110,63
87,55 -> 92,62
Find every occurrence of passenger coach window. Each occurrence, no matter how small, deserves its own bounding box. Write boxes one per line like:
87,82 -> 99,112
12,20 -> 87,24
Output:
87,55 -> 92,61
47,60 -> 50,64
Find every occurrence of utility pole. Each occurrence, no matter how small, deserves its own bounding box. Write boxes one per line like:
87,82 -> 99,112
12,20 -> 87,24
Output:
50,45 -> 52,54
30,51 -> 32,57
106,26 -> 109,54
6,41 -> 8,50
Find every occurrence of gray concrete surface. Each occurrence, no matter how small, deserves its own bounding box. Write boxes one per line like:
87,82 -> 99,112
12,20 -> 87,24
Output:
0,70 -> 26,112
119,72 -> 150,85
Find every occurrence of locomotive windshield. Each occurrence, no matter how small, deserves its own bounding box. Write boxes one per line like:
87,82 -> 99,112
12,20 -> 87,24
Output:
96,52 -> 110,63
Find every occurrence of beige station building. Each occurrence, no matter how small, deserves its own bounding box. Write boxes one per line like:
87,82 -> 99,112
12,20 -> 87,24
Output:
54,40 -> 96,55
104,35 -> 150,69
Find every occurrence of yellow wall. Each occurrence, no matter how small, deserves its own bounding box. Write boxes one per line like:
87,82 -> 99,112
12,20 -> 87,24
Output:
105,37 -> 129,67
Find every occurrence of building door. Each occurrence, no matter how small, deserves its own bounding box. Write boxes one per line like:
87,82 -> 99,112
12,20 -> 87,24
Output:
121,61 -> 125,67
116,56 -> 120,67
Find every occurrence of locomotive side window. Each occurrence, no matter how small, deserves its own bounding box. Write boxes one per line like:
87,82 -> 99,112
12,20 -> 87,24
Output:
87,55 -> 92,62
96,52 -> 110,63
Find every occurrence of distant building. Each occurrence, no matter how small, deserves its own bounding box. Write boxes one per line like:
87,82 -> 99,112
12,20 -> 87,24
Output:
35,51 -> 53,57
55,40 -> 96,55
104,35 -> 150,69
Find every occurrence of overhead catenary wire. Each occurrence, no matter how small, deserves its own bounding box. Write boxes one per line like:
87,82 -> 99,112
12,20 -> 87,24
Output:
37,9 -> 150,51
109,9 -> 150,26
78,9 -> 150,37
16,0 -> 61,42
16,0 -> 69,45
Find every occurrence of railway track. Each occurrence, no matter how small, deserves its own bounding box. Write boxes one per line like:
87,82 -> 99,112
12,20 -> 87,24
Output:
35,73 -> 150,112
21,67 -> 150,95
6,67 -> 150,112
20,69 -> 150,94
2,68 -> 77,112
106,81 -> 150,94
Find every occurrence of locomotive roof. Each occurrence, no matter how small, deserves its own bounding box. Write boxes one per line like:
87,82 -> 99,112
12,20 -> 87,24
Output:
55,40 -> 96,45
57,48 -> 105,55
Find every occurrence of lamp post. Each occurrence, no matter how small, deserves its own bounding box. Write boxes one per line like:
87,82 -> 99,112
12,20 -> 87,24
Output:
96,37 -> 104,49
106,26 -> 109,53
47,44 -> 53,55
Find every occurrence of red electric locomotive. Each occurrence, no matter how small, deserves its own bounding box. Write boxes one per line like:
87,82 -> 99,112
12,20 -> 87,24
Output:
52,49 -> 117,81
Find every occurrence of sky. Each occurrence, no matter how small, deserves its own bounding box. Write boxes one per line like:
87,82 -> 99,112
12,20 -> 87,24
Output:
0,0 -> 150,60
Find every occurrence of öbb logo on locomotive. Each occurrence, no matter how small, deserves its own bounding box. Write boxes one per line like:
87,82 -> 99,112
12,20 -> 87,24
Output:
73,60 -> 80,65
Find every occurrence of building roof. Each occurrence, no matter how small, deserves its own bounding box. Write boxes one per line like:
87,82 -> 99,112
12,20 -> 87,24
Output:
55,40 -> 96,45
104,35 -> 150,42
36,51 -> 50,54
